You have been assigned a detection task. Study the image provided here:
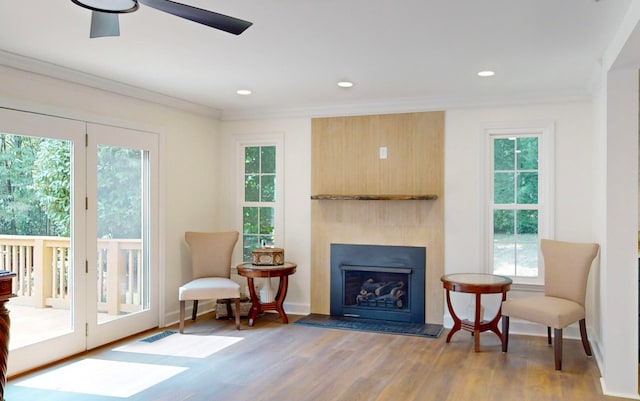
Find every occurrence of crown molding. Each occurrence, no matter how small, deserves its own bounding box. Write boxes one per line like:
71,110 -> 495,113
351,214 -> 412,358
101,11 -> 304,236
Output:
220,90 -> 593,121
0,49 -> 222,119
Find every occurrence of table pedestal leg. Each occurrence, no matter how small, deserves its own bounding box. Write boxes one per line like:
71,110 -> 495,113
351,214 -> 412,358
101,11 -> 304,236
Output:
246,277 -> 261,327
473,293 -> 482,352
445,289 -> 462,343
485,291 -> 508,347
245,276 -> 291,326
445,291 -> 507,352
475,291 -> 508,349
273,275 -> 290,323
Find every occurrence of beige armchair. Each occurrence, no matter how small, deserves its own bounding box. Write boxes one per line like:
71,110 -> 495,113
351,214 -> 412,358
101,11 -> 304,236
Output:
179,231 -> 241,333
501,239 -> 599,370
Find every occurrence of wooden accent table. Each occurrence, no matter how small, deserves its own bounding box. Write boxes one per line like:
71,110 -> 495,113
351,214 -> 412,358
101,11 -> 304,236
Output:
441,273 -> 512,352
236,262 -> 296,327
0,271 -> 16,401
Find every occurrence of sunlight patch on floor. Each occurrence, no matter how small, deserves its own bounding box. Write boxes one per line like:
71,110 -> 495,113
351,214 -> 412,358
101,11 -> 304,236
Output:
14,358 -> 187,398
113,333 -> 244,358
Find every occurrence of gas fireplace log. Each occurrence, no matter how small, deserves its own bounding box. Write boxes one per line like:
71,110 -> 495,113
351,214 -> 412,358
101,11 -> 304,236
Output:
374,281 -> 401,296
357,279 -> 407,309
356,289 -> 406,308
361,279 -> 383,294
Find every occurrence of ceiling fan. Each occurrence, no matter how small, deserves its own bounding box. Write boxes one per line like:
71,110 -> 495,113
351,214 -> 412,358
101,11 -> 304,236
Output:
71,0 -> 253,38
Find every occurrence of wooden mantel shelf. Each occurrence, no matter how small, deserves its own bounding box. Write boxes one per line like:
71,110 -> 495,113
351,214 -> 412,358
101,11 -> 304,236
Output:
311,194 -> 438,201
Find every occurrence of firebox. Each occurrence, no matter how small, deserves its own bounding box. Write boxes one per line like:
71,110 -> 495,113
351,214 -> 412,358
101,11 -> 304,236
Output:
330,243 -> 426,323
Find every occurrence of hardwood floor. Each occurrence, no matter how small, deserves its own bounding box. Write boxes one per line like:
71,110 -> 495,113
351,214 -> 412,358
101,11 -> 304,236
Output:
5,313 -> 631,401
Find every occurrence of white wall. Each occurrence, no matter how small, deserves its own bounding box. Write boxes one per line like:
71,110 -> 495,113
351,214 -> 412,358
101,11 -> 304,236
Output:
444,103 -> 597,331
219,118 -> 312,315
0,65 -> 223,328
595,2 -> 640,397
597,67 -> 640,399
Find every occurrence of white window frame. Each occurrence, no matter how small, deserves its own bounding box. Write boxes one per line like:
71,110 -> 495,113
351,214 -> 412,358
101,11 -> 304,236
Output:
484,122 -> 555,286
234,133 -> 284,263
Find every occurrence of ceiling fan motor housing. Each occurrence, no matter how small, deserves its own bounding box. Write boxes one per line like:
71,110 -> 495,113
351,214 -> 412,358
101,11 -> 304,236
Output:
71,0 -> 139,13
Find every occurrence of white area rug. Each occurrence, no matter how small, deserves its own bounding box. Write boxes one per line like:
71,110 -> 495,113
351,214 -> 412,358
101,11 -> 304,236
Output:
113,332 -> 243,358
15,358 -> 187,398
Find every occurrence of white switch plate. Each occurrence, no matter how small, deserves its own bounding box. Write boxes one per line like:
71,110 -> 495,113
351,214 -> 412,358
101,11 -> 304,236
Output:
379,146 -> 387,159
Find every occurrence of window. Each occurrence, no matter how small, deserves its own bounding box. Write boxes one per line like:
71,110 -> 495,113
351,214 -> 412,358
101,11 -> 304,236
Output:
486,123 -> 554,285
237,137 -> 283,263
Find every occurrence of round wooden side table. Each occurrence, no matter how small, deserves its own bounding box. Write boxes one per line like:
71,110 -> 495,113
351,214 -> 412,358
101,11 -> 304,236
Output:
236,262 -> 296,327
441,273 -> 512,352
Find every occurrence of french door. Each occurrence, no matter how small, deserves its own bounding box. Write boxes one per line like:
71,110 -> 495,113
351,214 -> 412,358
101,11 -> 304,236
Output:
85,123 -> 158,349
0,108 -> 158,376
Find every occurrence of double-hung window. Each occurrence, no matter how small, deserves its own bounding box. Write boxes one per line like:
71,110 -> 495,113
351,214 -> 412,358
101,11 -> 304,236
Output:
237,135 -> 284,262
487,123 -> 554,285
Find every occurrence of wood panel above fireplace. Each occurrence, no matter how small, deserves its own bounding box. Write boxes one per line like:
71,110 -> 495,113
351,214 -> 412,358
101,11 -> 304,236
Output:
311,111 -> 444,197
311,194 -> 438,200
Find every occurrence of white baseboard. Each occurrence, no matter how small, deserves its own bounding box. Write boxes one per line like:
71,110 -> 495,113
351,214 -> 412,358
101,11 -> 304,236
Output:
283,301 -> 311,316
600,377 -> 640,400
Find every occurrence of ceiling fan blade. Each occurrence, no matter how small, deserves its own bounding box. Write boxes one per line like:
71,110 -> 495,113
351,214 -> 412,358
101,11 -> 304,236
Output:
90,11 -> 121,38
138,0 -> 252,35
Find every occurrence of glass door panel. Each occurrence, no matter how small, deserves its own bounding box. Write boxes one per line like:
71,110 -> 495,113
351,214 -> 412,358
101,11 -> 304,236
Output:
96,145 -> 148,322
0,108 -> 86,376
2,135 -> 74,347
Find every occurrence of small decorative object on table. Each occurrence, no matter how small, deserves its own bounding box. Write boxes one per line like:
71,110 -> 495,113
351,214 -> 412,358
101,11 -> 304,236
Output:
251,246 -> 284,266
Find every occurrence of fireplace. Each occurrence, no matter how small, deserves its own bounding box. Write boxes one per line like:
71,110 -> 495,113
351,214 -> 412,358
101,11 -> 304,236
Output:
330,243 -> 426,323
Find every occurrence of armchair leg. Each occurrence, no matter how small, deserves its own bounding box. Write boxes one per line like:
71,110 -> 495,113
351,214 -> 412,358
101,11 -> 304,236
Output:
579,319 -> 592,356
191,300 -> 199,321
179,300 -> 185,334
547,327 -> 552,346
233,298 -> 241,330
553,328 -> 563,370
502,316 -> 509,352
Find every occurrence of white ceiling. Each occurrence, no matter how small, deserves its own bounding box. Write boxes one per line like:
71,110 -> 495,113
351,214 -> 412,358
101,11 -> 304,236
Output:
0,0 -> 633,119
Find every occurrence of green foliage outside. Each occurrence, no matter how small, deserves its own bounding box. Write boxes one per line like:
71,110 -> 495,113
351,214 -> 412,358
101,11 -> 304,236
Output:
493,137 -> 539,235
242,146 -> 276,261
97,145 -> 142,239
0,135 -> 49,235
0,133 -> 142,239
32,139 -> 71,236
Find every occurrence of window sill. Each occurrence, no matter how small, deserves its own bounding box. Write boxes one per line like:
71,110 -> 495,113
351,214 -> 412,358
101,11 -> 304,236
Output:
509,282 -> 544,293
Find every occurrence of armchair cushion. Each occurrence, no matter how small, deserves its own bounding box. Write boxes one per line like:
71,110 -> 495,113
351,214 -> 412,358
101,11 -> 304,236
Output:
502,296 -> 585,329
179,278 -> 240,302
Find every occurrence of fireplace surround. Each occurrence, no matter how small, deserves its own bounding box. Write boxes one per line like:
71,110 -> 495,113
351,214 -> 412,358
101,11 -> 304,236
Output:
330,243 -> 426,323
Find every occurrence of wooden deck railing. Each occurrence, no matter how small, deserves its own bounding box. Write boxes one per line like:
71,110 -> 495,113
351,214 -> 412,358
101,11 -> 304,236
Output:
0,235 -> 143,315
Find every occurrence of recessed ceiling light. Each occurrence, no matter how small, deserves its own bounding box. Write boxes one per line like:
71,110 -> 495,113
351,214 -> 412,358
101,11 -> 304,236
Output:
478,70 -> 495,77
337,81 -> 354,88
236,89 -> 252,95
